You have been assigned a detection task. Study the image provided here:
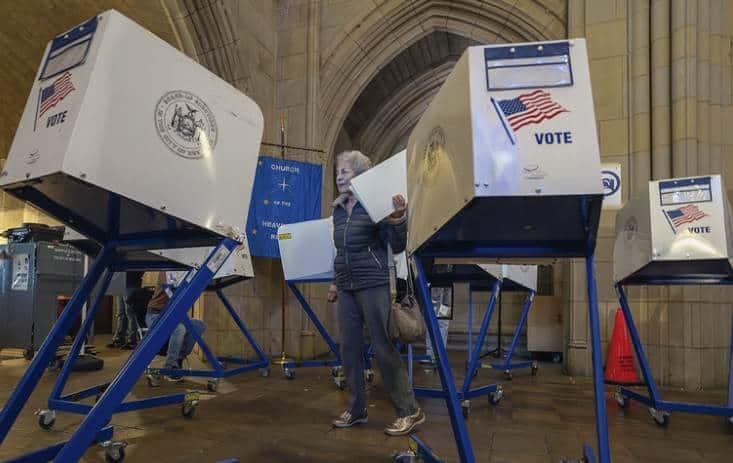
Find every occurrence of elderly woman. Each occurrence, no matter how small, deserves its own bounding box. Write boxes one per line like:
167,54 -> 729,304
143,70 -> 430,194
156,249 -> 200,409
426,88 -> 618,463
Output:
328,150 -> 425,436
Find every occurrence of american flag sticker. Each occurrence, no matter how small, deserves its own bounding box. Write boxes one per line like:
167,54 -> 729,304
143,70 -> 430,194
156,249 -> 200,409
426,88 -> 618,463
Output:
664,204 -> 708,233
496,90 -> 568,132
35,71 -> 75,130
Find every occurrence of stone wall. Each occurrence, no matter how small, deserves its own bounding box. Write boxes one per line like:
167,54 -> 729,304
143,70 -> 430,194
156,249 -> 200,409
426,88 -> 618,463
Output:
565,0 -> 733,389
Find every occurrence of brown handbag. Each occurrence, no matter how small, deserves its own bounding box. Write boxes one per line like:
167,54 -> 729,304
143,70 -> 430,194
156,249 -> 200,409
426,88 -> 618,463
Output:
388,263 -> 425,343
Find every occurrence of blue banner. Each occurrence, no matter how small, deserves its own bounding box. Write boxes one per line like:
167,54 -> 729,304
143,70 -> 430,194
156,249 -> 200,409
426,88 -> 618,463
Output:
246,156 -> 323,258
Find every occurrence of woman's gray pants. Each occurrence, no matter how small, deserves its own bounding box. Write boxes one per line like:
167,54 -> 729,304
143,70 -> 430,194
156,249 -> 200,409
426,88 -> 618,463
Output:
338,284 -> 418,418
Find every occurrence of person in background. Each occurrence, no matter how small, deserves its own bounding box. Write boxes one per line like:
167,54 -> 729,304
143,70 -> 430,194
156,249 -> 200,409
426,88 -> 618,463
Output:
328,150 -> 425,436
108,293 -> 130,349
107,271 -> 144,349
422,285 -> 452,365
145,272 -> 205,382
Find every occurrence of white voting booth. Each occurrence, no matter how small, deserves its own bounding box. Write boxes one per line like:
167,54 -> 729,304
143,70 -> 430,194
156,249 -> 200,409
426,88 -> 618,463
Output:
612,175 -> 733,427
478,264 -> 538,291
150,240 -> 255,287
278,218 -> 335,282
614,175 -> 733,283
395,39 -> 607,463
277,218 -> 345,383
480,264 -> 538,374
0,10 -> 264,462
1,9 -> 262,247
406,40 -> 601,262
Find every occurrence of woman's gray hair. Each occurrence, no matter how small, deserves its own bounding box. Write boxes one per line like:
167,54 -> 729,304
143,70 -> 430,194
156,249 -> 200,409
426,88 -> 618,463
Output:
336,150 -> 372,176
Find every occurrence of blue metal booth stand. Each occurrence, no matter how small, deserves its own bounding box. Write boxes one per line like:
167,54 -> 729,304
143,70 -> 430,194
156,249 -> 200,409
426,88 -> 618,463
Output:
393,38 -> 609,463
612,175 -> 733,428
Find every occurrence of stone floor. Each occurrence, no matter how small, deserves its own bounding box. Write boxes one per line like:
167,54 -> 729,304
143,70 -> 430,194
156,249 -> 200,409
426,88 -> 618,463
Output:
0,340 -> 732,462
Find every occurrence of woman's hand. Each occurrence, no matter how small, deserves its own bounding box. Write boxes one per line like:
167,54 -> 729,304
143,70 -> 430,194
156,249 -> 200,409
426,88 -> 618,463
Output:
390,194 -> 407,220
327,284 -> 338,303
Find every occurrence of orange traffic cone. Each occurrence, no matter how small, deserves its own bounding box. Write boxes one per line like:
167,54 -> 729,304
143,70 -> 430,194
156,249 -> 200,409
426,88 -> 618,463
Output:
604,308 -> 641,385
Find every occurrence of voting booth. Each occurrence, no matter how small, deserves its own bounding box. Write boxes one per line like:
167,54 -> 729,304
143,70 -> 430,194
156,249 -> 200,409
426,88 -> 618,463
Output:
612,175 -> 733,426
475,265 -> 539,379
151,239 -> 255,289
0,10 -> 264,462
276,218 -> 356,385
395,39 -> 607,463
406,40 -> 601,262
412,264 -> 537,417
614,175 -> 733,284
144,236 -> 268,392
278,218 -> 335,282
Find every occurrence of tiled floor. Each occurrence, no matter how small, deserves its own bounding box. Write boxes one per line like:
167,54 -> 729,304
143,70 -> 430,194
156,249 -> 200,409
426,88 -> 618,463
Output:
0,342 -> 731,462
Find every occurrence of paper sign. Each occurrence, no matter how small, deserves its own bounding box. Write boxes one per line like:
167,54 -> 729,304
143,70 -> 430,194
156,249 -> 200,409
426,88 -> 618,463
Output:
602,163 -> 622,208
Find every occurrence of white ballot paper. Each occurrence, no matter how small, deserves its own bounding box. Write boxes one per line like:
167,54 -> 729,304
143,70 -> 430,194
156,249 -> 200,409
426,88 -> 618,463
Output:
349,150 -> 407,223
278,218 -> 336,282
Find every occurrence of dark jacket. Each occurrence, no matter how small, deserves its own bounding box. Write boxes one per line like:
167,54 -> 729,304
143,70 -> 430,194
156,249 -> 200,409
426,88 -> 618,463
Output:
332,198 -> 407,291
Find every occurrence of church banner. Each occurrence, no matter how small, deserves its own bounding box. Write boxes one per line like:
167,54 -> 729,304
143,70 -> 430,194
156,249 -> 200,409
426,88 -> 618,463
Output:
246,156 -> 323,258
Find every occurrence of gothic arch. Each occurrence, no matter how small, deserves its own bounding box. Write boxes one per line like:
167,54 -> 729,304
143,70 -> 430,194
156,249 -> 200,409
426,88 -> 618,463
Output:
320,0 -> 567,156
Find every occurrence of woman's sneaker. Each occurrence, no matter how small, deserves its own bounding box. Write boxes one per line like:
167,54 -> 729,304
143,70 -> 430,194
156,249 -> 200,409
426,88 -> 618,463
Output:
332,409 -> 368,428
384,408 -> 426,436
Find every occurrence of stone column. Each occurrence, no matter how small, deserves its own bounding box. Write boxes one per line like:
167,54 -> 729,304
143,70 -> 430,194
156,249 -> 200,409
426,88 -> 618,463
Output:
631,0 -> 652,190
651,0 -> 672,180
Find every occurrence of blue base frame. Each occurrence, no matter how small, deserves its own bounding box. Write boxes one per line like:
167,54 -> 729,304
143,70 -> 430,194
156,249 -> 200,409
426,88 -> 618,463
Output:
282,281 -> 377,381
401,203 -> 609,463
413,279 -> 503,409
283,281 -> 344,374
0,236 -> 239,461
486,290 -> 537,375
145,288 -> 269,382
3,426 -> 114,463
37,273 -> 268,435
615,282 -> 733,422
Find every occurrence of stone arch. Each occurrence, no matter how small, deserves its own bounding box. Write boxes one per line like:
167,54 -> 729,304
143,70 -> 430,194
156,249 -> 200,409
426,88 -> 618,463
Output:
164,0 -> 242,86
359,61 -> 455,162
320,0 -> 567,157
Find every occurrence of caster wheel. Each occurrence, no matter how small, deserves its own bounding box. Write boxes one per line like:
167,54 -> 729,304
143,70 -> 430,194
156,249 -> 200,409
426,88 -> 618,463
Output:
489,387 -> 503,405
552,353 -> 562,364
259,367 -> 270,377
393,451 -> 419,463
614,389 -> 629,409
504,370 -> 513,381
36,410 -> 56,430
334,377 -> 346,390
331,367 -> 341,378
531,362 -> 538,376
105,446 -> 125,463
364,369 -> 375,383
47,358 -> 62,372
283,368 -> 295,380
182,402 -> 197,419
461,400 -> 471,418
23,349 -> 34,361
146,374 -> 160,388
727,416 -> 733,426
649,408 -> 670,427
206,380 -> 219,392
